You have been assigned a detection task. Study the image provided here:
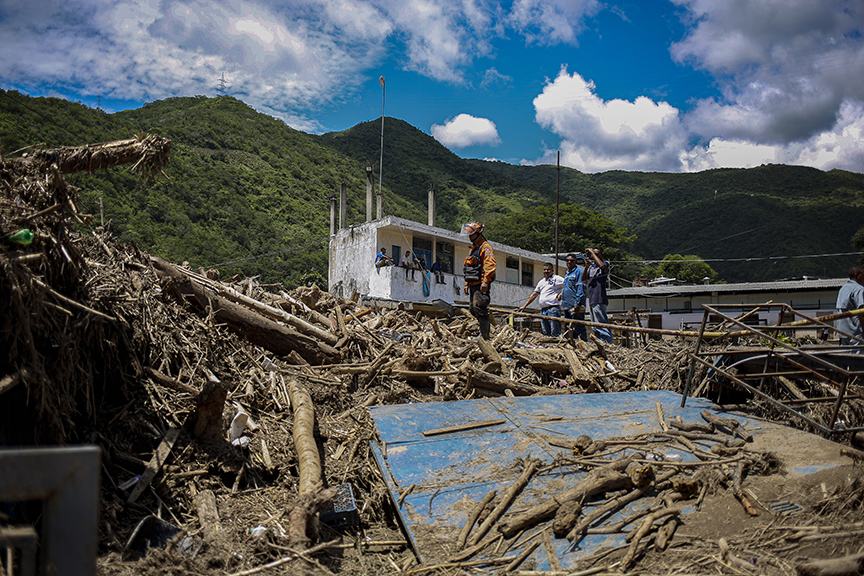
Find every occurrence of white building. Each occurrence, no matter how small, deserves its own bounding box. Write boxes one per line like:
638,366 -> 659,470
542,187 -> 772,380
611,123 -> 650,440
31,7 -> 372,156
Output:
328,215 -> 560,311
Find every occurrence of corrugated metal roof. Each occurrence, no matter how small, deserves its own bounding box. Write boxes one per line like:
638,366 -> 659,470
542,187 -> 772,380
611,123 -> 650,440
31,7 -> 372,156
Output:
609,277 -> 848,298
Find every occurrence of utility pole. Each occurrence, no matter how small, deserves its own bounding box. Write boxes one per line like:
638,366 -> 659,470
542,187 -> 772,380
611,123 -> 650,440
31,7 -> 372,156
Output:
378,76 -> 385,203
555,151 -> 560,275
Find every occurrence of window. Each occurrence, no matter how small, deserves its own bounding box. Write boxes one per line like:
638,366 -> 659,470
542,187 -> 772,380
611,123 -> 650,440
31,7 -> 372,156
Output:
412,237 -> 433,271
505,256 -> 519,284
521,262 -> 534,287
435,240 -> 454,273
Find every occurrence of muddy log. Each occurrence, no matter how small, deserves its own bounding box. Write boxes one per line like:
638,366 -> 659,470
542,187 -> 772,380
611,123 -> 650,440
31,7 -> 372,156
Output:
508,348 -> 570,373
463,366 -> 546,396
287,378 -> 322,495
181,268 -> 339,346
497,455 -> 640,538
151,257 -> 339,364
284,377 -> 338,550
796,552 -> 864,576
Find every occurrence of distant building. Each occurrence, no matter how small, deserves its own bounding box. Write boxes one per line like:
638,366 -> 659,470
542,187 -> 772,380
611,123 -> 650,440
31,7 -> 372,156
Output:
608,278 -> 847,330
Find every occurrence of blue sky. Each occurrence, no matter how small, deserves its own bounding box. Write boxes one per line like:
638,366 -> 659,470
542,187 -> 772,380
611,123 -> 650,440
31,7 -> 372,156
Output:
2,0 -> 864,173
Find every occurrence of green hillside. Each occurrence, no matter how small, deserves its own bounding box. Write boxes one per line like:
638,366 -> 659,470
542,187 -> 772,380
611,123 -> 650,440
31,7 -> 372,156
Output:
472,161 -> 864,281
315,118 -> 549,228
2,89 -> 862,286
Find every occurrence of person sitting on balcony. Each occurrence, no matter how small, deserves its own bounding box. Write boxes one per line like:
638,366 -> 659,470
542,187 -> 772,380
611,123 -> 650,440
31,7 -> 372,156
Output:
400,250 -> 416,281
430,258 -> 445,284
375,247 -> 393,271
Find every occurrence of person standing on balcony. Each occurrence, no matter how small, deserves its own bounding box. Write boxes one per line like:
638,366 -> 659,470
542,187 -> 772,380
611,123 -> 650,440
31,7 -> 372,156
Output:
560,253 -> 587,341
519,262 -> 564,336
586,246 -> 614,343
463,222 -> 496,339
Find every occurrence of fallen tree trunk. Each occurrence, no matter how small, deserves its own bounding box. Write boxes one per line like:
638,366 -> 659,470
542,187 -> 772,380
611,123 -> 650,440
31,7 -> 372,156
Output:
20,135 -> 171,178
467,459 -> 540,547
508,348 -> 570,373
287,378 -> 321,496
151,257 -> 339,364
284,377 -> 338,550
497,455 -> 639,538
286,485 -> 341,550
464,366 -> 546,396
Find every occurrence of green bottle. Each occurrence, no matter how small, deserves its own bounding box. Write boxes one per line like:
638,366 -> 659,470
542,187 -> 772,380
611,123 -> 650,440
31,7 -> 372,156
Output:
8,229 -> 34,245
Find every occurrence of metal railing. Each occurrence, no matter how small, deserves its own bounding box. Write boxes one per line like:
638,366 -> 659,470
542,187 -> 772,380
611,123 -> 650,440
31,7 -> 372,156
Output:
681,303 -> 864,435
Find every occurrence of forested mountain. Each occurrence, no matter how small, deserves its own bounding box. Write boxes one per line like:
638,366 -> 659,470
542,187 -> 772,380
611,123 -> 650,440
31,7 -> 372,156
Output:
471,161 -> 864,282
2,89 -> 862,286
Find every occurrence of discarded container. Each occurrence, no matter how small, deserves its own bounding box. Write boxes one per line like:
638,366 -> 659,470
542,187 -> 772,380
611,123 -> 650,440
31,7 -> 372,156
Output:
125,515 -> 181,559
8,229 -> 34,245
229,407 -> 249,441
320,483 -> 359,529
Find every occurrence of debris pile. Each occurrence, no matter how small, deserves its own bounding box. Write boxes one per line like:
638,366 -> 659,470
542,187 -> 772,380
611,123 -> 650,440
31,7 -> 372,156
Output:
2,138 -> 864,576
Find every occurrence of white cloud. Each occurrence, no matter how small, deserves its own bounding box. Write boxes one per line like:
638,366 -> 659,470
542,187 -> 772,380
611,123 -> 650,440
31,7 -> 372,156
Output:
532,68 -> 687,172
682,101 -> 864,172
431,113 -> 501,148
480,67 -> 512,89
508,0 -> 601,44
670,0 -> 864,147
524,1 -> 864,173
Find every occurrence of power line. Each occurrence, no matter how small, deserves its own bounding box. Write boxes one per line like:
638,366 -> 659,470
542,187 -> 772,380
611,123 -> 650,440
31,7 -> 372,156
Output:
612,251 -> 864,265
0,89 -> 83,142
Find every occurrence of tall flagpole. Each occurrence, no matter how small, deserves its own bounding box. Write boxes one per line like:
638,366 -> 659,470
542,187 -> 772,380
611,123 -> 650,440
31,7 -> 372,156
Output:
378,76 -> 385,201
555,150 -> 560,275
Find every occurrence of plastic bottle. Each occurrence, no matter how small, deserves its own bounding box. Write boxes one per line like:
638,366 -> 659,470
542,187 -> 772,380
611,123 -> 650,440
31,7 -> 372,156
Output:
8,229 -> 34,245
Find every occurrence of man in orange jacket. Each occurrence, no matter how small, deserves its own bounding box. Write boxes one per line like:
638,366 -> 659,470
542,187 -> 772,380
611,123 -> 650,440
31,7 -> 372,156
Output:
463,221 -> 496,339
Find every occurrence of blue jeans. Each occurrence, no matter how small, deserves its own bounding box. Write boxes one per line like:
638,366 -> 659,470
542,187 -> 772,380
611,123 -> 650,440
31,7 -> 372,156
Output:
564,308 -> 587,341
540,306 -> 562,337
589,303 -> 614,343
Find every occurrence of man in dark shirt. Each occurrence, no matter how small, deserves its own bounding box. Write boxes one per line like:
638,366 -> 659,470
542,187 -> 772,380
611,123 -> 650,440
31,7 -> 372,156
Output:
586,247 -> 614,343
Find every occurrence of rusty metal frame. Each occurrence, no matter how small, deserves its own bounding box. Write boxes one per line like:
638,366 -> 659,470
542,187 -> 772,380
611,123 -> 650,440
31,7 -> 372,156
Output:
0,446 -> 100,576
681,303 -> 864,435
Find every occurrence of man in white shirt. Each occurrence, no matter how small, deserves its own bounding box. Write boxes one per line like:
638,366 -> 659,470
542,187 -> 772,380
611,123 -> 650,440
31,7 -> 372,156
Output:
399,250 -> 416,281
519,262 -> 564,336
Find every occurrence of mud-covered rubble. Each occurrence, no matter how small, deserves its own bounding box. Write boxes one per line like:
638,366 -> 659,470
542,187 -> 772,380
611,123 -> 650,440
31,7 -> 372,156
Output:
3,138 -> 864,576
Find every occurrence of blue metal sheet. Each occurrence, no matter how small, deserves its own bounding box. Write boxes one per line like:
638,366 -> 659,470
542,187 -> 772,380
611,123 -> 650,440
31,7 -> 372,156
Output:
368,390 -> 747,570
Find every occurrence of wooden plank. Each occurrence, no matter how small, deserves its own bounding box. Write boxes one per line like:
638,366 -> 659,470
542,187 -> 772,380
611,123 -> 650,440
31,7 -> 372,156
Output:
423,419 -> 507,437
127,427 -> 181,504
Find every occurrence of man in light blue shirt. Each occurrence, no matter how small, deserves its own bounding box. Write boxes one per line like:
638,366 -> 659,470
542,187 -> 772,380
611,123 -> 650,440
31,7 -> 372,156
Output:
560,253 -> 587,341
836,266 -> 864,351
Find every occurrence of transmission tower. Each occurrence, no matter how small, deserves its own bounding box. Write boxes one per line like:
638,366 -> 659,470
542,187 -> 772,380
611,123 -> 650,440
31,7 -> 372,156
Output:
216,72 -> 228,96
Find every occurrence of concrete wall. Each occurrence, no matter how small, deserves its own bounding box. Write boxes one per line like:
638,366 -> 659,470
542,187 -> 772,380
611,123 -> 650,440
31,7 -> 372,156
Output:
328,220 -> 379,298
329,216 -> 553,309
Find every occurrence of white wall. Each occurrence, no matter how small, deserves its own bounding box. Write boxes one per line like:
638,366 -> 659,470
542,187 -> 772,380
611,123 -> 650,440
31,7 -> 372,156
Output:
329,216 -> 558,310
